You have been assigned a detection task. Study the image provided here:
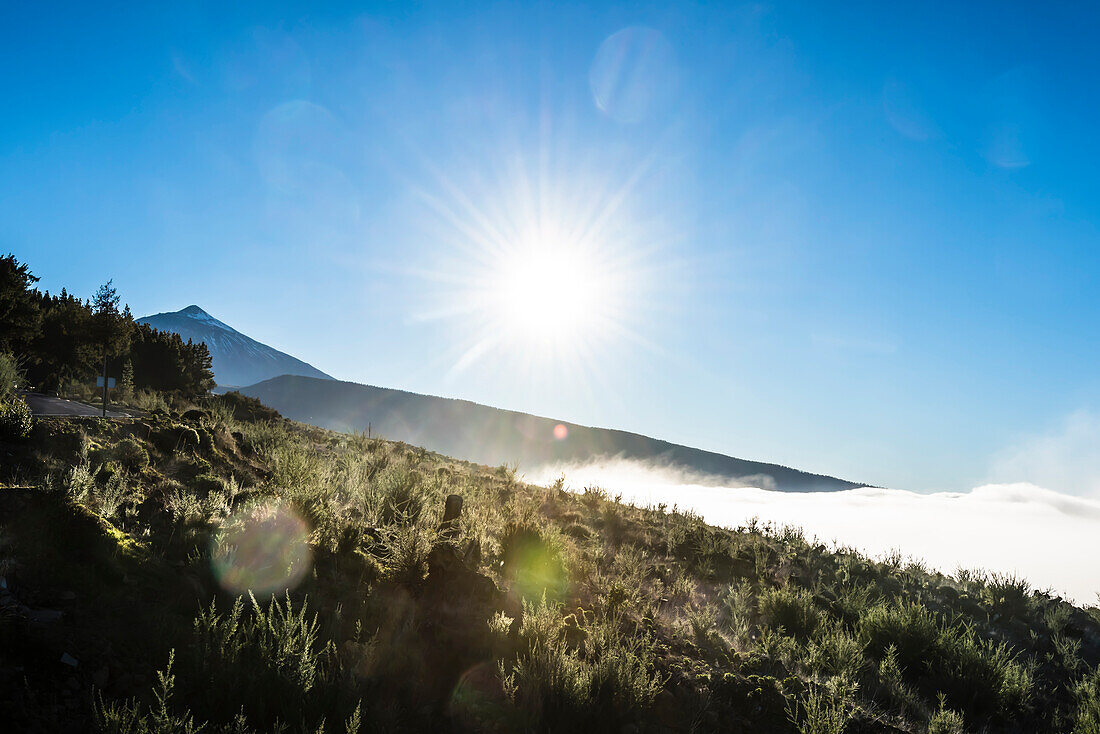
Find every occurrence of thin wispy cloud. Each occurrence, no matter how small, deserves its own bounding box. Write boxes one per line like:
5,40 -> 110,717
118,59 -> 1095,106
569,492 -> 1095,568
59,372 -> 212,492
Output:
990,410 -> 1100,497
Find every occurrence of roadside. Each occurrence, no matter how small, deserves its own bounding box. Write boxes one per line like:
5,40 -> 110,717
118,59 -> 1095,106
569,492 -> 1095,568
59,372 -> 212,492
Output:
19,391 -> 132,418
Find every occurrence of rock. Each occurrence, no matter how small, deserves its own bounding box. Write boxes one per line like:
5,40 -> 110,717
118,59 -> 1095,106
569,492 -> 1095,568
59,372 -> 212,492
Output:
29,608 -> 63,624
60,590 -> 76,601
60,652 -> 78,667
181,408 -> 207,422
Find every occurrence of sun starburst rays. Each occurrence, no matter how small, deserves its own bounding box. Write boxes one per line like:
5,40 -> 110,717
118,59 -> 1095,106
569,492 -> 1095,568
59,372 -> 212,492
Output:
409,149 -> 665,386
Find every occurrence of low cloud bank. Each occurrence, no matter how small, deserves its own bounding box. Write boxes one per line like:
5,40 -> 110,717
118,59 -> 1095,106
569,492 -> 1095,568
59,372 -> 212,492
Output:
528,458 -> 1100,605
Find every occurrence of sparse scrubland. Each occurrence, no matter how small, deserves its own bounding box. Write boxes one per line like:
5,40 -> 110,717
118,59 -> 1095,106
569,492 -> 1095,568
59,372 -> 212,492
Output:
2,391 -> 1100,733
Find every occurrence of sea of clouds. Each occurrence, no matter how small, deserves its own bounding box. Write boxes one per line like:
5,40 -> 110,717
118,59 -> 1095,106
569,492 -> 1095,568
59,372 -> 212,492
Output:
527,456 -> 1100,606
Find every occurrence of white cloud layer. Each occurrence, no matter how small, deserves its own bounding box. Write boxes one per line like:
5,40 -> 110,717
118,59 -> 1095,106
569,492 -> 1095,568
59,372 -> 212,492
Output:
528,458 -> 1100,605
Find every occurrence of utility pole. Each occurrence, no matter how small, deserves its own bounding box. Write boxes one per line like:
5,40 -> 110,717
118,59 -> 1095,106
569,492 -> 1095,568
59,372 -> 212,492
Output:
102,351 -> 108,417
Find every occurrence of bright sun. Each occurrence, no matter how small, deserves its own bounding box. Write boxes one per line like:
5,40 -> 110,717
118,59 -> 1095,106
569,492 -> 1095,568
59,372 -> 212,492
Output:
494,237 -> 603,341
412,149 -> 666,379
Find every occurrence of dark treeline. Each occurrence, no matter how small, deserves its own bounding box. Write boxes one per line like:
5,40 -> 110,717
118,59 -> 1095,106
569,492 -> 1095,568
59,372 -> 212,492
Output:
0,254 -> 213,396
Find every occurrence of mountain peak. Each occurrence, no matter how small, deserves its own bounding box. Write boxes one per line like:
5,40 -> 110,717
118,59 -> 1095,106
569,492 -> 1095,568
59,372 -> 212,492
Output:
137,305 -> 333,388
175,305 -> 234,332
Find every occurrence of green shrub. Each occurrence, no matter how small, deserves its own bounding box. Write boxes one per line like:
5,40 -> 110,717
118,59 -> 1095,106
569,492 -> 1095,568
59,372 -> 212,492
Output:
212,391 -> 281,423
501,597 -> 661,729
373,462 -> 428,525
188,594 -> 338,728
928,696 -> 967,734
859,602 -> 1032,717
132,389 -> 169,414
0,351 -> 24,400
192,473 -> 224,496
116,437 -> 150,471
786,687 -> 853,734
980,572 -> 1034,619
806,624 -> 866,680
1074,669 -> 1100,733
0,396 -> 32,440
93,650 -> 205,734
759,585 -> 822,639
381,524 -> 431,586
859,602 -> 938,667
97,472 -> 134,521
500,520 -> 567,600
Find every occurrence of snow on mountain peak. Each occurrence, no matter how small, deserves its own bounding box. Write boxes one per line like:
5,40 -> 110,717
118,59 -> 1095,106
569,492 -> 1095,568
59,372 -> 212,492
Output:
179,305 -> 234,332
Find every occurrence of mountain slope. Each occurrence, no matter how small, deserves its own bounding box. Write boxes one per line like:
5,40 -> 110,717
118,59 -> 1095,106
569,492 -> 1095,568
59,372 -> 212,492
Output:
240,374 -> 863,492
138,305 -> 332,388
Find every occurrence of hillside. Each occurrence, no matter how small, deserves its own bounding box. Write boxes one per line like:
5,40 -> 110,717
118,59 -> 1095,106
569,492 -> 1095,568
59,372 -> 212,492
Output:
2,395 -> 1099,733
138,305 -> 331,388
240,374 -> 863,493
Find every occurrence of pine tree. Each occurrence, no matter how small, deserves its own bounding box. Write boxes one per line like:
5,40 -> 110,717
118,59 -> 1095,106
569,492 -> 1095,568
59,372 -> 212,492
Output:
119,359 -> 135,402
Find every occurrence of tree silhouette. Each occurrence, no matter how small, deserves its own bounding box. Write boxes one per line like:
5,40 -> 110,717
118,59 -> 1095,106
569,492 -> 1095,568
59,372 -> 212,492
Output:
92,280 -> 132,413
0,254 -> 42,354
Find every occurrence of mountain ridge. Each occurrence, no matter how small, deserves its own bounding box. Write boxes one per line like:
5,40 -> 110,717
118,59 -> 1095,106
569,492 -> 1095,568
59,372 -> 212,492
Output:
240,374 -> 865,492
138,305 -> 332,388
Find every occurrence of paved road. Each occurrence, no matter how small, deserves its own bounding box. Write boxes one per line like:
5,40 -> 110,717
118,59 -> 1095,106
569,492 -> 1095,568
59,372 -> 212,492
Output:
21,392 -> 129,418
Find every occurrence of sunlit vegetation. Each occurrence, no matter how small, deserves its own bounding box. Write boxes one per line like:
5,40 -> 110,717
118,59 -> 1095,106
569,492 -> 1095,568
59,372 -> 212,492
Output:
2,391 -> 1100,732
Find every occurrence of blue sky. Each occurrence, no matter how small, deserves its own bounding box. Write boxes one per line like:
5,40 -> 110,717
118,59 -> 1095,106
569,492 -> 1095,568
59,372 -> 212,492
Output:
3,1 -> 1099,492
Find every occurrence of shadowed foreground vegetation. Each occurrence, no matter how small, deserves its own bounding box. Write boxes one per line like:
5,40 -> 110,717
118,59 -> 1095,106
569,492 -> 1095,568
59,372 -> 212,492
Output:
2,391 -> 1100,733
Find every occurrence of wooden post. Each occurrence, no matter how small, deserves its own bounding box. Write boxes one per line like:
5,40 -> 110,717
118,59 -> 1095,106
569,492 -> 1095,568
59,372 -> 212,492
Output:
440,494 -> 463,539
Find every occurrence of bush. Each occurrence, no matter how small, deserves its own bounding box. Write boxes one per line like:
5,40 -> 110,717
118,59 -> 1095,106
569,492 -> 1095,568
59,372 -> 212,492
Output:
859,602 -> 938,668
116,437 -> 150,471
806,623 -> 866,680
212,391 -> 281,423
786,687 -> 852,734
131,389 -> 169,414
501,597 -> 661,729
1075,669 -> 1100,734
0,351 -> 24,400
859,602 -> 1032,718
759,585 -> 822,639
928,698 -> 967,734
187,593 -> 337,728
381,524 -> 431,586
499,520 -> 567,600
192,473 -> 224,496
0,396 -> 33,440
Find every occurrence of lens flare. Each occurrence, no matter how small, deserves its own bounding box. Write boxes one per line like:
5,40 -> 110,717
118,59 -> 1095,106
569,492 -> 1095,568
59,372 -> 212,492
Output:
211,500 -> 312,596
449,662 -> 508,726
590,27 -> 678,123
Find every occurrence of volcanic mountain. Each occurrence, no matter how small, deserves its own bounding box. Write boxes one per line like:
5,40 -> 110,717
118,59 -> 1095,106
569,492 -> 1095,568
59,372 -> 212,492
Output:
138,305 -> 332,388
140,306 -> 862,491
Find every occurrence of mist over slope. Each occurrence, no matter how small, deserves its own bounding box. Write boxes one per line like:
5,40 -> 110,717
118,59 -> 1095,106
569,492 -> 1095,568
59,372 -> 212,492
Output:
238,374 -> 863,492
530,458 -> 1100,604
138,305 -> 332,388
